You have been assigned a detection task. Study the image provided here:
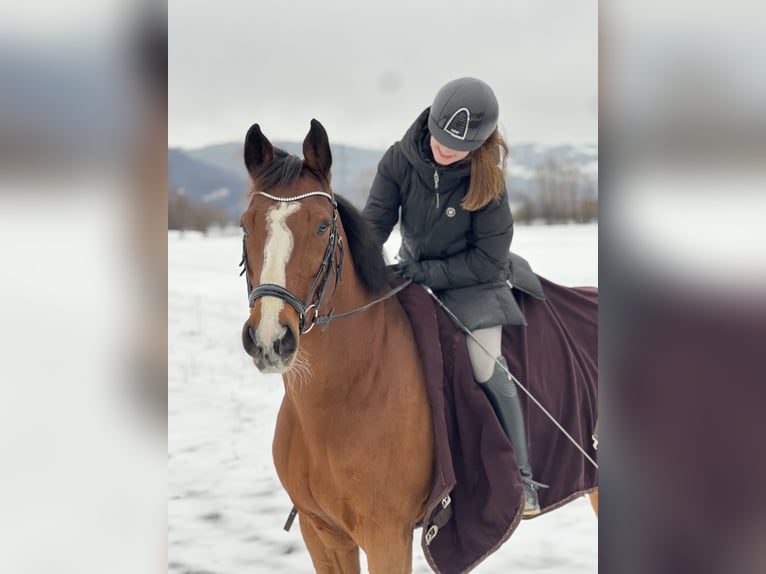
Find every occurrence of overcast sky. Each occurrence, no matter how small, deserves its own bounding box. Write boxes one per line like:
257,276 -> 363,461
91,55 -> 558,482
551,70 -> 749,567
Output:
169,0 -> 597,150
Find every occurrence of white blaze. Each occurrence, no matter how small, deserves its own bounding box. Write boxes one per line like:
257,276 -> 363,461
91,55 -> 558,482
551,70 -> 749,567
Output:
257,202 -> 300,346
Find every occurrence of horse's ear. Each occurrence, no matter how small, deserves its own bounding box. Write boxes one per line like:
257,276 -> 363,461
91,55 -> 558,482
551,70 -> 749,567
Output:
303,119 -> 332,183
244,123 -> 273,177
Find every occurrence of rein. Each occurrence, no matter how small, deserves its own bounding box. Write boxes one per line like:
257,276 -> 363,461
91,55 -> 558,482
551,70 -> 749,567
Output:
240,190 -> 408,334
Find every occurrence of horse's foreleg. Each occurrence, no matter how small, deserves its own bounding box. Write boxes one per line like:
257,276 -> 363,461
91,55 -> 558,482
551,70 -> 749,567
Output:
589,489 -> 599,517
363,526 -> 414,574
299,514 -> 360,574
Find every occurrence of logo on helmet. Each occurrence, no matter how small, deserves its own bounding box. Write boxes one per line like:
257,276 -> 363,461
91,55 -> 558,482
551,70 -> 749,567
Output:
444,107 -> 470,140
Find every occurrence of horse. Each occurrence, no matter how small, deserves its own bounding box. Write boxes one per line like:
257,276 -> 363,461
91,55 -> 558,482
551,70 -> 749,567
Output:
239,119 -> 597,573
240,119 -> 433,573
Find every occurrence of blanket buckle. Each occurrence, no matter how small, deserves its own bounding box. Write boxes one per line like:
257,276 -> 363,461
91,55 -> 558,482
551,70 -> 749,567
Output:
425,524 -> 439,545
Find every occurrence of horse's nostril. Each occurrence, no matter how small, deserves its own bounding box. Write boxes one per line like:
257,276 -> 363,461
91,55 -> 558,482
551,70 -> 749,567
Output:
273,325 -> 297,357
242,322 -> 261,358
283,325 -> 297,355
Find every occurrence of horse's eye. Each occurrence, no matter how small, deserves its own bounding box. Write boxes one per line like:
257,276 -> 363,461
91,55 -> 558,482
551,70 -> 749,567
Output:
316,221 -> 330,235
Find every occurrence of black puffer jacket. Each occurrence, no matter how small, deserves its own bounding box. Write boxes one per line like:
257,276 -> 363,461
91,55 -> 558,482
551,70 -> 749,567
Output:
363,108 -> 525,329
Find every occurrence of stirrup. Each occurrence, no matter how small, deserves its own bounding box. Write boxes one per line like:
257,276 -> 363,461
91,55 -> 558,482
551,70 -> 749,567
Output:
523,477 -> 549,490
521,477 -> 548,517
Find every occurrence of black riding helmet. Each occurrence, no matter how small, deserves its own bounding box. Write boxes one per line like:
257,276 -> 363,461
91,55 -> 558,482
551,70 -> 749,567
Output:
428,77 -> 499,152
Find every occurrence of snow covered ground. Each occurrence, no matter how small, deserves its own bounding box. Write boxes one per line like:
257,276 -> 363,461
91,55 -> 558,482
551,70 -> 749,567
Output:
169,223 -> 598,573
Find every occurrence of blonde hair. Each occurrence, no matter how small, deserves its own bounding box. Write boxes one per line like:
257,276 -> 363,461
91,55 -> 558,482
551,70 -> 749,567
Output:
460,129 -> 509,211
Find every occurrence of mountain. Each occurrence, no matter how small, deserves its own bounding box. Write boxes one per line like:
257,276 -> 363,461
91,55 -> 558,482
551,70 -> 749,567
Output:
505,143 -> 598,204
167,149 -> 250,219
183,141 -> 384,208
168,141 -> 598,220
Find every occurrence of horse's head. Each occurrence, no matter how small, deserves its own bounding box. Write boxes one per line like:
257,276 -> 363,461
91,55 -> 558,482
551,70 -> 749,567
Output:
239,120 -> 338,373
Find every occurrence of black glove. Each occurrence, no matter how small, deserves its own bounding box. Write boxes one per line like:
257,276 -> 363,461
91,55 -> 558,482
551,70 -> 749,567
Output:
393,260 -> 427,283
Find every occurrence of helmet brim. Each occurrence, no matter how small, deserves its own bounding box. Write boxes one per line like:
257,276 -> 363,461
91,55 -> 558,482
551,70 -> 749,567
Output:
428,113 -> 485,152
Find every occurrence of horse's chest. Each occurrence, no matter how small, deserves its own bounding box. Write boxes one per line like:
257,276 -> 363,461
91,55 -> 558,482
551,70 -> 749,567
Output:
273,415 -> 355,521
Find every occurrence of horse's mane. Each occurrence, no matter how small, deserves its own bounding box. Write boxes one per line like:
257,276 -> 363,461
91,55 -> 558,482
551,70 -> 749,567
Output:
335,194 -> 390,295
248,148 -> 390,296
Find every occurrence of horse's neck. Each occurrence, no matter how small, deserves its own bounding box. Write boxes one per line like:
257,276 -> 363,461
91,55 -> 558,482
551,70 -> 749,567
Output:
283,274 -> 392,408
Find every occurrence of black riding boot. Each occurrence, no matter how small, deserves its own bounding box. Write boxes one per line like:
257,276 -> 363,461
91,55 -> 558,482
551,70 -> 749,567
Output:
478,357 -> 546,516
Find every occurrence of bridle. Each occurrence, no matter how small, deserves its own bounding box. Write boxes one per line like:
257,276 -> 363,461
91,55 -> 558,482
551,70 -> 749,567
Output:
240,191 -> 345,334
240,190 -> 411,334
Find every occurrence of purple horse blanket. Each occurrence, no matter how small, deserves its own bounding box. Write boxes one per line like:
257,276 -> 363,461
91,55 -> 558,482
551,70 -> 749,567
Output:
397,275 -> 598,574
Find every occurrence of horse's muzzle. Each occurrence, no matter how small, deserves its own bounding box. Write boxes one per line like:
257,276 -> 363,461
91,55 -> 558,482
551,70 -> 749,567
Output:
242,320 -> 298,373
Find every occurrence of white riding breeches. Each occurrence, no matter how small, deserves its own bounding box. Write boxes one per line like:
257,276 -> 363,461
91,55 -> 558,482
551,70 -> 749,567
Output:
465,325 -> 503,383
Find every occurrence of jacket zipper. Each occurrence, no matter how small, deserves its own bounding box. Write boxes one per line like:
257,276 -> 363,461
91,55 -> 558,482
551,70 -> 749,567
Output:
433,168 -> 440,208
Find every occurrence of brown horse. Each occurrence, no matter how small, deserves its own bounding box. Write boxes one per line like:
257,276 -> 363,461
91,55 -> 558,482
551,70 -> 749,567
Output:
239,120 -> 597,573
240,119 -> 433,573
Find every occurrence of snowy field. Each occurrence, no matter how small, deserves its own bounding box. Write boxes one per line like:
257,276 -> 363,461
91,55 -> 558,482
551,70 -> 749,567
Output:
169,223 -> 598,574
